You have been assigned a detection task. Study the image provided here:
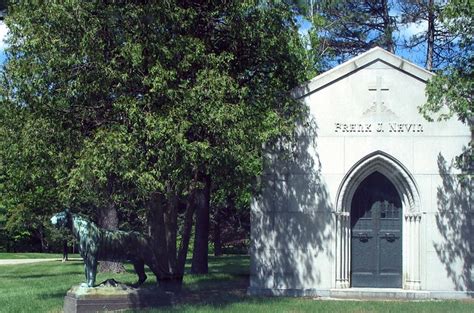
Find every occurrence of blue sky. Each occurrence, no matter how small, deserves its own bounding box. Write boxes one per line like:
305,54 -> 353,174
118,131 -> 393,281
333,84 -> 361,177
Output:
0,21 -> 7,64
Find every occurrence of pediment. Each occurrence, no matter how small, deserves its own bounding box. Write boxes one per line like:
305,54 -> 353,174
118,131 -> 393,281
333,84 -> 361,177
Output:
292,47 -> 433,100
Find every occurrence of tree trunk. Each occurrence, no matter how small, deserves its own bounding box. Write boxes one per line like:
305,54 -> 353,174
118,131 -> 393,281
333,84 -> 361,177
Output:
38,226 -> 46,253
426,0 -> 435,70
62,240 -> 68,262
98,203 -> 125,273
164,186 -> 178,275
191,174 -> 211,274
213,209 -> 222,257
148,193 -> 170,276
382,0 -> 394,53
148,192 -> 183,291
177,192 -> 196,274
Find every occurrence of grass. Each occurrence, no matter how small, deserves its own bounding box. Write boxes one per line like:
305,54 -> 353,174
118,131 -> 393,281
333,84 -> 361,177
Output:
0,252 -> 80,259
0,254 -> 472,313
151,299 -> 474,313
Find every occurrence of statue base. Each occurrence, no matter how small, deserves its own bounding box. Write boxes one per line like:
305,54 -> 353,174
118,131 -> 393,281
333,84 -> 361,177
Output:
63,280 -> 175,313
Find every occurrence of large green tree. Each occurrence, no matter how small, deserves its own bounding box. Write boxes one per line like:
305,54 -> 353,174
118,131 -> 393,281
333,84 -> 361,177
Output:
420,0 -> 473,170
0,1 -> 308,287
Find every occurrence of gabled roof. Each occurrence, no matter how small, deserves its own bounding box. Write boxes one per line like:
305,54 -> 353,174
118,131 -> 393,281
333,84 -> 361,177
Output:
292,47 -> 434,99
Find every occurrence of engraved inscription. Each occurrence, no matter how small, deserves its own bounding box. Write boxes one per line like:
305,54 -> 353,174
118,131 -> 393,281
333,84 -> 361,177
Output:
335,122 -> 423,133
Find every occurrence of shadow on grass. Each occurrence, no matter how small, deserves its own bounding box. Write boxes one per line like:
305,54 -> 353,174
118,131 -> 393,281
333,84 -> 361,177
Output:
128,274 -> 252,311
161,255 -> 259,311
2,254 -> 473,313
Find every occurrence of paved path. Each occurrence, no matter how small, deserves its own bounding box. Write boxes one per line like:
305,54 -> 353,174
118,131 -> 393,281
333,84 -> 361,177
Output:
0,258 -> 82,265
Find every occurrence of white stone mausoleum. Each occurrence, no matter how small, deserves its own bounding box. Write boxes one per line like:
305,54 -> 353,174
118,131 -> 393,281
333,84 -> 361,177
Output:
249,47 -> 472,298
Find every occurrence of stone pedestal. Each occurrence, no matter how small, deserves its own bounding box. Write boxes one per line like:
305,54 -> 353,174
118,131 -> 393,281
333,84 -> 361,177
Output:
63,281 -> 175,313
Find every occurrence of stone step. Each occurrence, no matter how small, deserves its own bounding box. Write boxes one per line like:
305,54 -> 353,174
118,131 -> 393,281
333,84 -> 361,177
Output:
330,288 -> 431,300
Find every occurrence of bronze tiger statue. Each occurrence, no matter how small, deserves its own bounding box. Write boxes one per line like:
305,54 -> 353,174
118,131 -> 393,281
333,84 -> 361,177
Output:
51,210 -> 158,288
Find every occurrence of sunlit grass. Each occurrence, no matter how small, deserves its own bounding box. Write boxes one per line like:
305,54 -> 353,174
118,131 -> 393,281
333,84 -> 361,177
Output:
147,299 -> 474,313
0,252 -> 80,259
0,255 -> 472,313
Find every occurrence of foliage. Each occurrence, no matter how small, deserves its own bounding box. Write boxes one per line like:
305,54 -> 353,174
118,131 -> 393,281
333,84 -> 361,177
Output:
294,0 -> 470,73
210,188 -> 250,256
0,206 -> 8,251
0,102 -> 69,251
419,0 -> 473,173
0,0 -> 308,280
399,0 -> 457,70
421,0 -> 473,125
302,0 -> 397,67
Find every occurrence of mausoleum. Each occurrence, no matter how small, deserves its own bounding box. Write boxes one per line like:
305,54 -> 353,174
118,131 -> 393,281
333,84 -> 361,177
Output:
249,47 -> 472,298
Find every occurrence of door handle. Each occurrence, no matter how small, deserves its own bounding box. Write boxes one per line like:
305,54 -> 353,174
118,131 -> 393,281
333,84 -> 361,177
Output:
356,232 -> 370,242
382,233 -> 397,242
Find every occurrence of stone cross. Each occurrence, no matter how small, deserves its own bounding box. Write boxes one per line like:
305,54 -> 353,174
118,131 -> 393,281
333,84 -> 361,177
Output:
368,76 -> 389,113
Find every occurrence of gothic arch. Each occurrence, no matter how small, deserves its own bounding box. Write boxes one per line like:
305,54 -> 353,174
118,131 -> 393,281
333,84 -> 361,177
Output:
334,151 -> 422,290
336,151 -> 420,214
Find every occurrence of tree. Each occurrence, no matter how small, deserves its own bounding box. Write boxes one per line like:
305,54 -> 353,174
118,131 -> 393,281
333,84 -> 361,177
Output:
210,186 -> 251,256
420,0 -> 473,170
399,0 -> 459,71
311,0 -> 398,66
420,0 -> 473,123
0,1 -> 308,288
180,0 -> 309,274
0,100 -> 69,251
0,0 -> 6,20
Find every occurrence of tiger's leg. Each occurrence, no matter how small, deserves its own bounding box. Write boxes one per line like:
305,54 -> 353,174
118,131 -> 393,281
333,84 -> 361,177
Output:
82,263 -> 89,287
87,258 -> 98,287
132,260 -> 147,287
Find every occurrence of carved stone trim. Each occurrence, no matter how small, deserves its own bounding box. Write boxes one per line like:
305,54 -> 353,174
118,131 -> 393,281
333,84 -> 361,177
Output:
334,151 -> 422,290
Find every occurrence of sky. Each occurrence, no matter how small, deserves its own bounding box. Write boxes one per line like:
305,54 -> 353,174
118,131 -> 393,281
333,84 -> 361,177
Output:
0,21 -> 7,64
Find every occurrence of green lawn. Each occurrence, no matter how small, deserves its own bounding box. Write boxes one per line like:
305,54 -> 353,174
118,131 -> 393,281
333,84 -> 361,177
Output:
0,255 -> 472,313
0,252 -> 80,259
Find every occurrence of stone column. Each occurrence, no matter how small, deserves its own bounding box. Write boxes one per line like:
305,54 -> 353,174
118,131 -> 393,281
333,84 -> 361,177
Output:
336,212 -> 341,288
345,212 -> 351,288
413,214 -> 422,290
335,212 -> 350,288
410,214 -> 415,289
335,212 -> 343,288
404,213 -> 421,290
404,214 -> 411,289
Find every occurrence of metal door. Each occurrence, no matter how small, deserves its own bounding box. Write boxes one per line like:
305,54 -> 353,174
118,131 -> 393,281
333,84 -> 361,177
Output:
351,172 -> 402,288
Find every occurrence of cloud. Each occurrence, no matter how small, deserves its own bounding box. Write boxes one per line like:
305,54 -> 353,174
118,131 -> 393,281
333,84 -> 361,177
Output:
296,15 -> 312,37
0,21 -> 8,51
394,20 -> 428,66
397,20 -> 428,40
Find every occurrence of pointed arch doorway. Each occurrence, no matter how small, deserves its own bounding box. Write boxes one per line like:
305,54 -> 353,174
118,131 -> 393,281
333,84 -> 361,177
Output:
335,151 -> 422,290
351,172 -> 402,288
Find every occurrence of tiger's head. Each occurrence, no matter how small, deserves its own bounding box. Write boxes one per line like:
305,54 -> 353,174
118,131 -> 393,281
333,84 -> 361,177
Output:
51,210 -> 71,229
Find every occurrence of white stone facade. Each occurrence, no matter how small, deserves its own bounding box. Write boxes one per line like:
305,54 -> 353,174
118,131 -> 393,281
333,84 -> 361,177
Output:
249,48 -> 472,298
